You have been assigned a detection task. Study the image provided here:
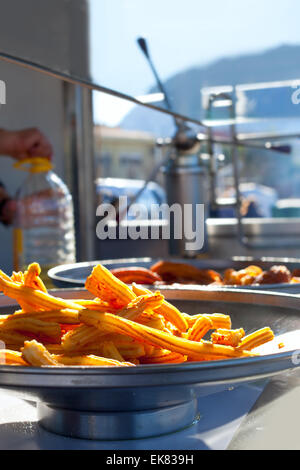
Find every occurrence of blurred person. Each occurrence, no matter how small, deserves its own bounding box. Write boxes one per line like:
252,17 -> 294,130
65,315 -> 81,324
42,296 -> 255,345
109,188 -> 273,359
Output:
240,196 -> 262,218
0,128 -> 52,225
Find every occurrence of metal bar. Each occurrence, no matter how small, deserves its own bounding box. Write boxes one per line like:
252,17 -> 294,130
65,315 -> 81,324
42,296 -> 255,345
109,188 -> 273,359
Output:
205,98 -> 218,213
196,133 -> 293,153
62,82 -> 81,261
237,131 -> 300,142
0,50 -> 206,129
73,85 -> 97,261
63,82 -> 96,262
230,89 -> 245,245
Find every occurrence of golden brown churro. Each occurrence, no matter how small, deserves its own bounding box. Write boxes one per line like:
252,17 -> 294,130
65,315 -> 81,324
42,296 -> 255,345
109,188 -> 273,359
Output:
211,328 -> 245,347
21,340 -> 61,366
237,328 -> 275,351
132,283 -> 188,332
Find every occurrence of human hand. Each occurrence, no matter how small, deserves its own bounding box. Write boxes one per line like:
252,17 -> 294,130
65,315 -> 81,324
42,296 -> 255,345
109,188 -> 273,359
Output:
0,128 -> 53,161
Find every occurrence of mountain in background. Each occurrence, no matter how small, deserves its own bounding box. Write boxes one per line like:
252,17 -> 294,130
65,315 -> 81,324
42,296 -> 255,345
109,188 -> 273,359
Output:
121,44 -> 300,137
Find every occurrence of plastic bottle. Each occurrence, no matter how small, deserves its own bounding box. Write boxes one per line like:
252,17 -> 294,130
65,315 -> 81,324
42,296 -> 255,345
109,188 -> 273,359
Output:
13,157 -> 76,286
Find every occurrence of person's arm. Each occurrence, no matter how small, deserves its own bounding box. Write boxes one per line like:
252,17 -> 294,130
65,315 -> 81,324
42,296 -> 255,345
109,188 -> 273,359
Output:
0,128 -> 53,226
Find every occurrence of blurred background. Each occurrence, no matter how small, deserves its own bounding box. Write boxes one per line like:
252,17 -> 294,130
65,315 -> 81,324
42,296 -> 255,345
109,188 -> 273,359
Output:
1,0 -> 300,272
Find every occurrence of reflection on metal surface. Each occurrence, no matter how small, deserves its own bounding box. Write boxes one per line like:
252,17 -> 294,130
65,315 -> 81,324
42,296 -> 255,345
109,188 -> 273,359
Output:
136,92 -> 165,104
38,399 -> 198,440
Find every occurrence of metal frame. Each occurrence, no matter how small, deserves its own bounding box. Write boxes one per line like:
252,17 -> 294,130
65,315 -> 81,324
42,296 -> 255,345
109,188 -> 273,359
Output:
205,90 -> 300,249
63,83 -> 96,261
0,51 -> 206,128
0,51 -> 210,261
2,50 -> 300,257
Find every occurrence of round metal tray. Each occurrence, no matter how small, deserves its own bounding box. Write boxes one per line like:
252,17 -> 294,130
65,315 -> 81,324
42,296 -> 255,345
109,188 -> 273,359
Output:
48,257 -> 300,293
0,288 -> 300,440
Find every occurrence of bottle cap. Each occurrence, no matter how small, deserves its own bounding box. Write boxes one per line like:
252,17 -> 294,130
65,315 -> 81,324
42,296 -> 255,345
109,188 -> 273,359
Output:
13,157 -> 53,173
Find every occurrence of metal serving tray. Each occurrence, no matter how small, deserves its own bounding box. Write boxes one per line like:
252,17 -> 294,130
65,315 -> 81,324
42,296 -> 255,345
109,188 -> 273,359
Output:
0,288 -> 300,440
48,257 -> 300,293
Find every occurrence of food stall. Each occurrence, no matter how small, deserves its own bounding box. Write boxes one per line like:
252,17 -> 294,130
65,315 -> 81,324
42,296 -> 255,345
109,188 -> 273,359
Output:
0,0 -> 300,452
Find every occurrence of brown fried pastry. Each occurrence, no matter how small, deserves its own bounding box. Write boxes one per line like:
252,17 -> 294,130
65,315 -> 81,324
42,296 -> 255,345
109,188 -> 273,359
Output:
255,265 -> 292,285
110,267 -> 162,285
150,260 -> 222,285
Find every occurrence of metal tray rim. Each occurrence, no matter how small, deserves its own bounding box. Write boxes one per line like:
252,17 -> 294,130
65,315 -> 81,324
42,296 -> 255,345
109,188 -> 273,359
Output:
0,350 -> 295,375
47,257 -> 300,290
0,287 -> 300,381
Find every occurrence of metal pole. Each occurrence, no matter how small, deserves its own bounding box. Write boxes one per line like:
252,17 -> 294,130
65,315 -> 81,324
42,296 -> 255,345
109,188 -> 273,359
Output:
63,82 -> 96,262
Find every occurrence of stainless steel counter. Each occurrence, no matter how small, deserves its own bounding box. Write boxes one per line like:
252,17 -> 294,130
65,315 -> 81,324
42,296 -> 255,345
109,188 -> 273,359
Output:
229,368 -> 300,450
207,218 -> 300,259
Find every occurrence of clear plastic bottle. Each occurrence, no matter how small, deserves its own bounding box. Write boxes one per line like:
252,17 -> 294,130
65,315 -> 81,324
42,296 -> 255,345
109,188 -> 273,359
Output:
13,158 -> 76,286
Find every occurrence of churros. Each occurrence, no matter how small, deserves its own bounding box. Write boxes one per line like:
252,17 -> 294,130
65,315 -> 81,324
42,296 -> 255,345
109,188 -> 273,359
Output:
10,308 -> 80,324
0,349 -> 27,366
237,328 -> 275,351
187,315 -> 213,342
132,283 -> 188,332
110,260 -> 300,287
62,324 -> 104,352
85,264 -> 136,308
0,262 -> 276,367
183,312 -> 232,330
211,328 -> 245,347
53,354 -> 134,367
21,340 -> 61,366
0,273 -> 83,312
79,310 -> 257,360
140,349 -> 187,364
0,316 -> 62,343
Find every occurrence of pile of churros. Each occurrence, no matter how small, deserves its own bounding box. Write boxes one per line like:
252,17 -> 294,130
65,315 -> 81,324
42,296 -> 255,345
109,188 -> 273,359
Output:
111,260 -> 300,287
0,262 -> 275,367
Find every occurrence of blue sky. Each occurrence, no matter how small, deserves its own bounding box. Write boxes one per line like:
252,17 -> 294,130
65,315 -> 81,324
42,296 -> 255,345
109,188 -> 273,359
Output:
89,0 -> 300,125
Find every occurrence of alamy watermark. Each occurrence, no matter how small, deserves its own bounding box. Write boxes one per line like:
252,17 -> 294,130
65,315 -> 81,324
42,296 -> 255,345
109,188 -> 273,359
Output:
0,80 -> 6,105
291,350 -> 300,365
291,84 -> 300,105
96,196 -> 205,251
